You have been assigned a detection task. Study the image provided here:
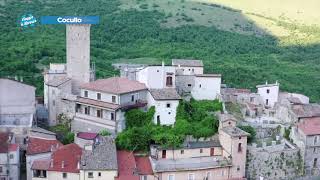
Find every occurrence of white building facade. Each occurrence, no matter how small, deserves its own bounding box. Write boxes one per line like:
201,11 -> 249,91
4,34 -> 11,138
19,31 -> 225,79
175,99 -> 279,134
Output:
257,81 -> 279,108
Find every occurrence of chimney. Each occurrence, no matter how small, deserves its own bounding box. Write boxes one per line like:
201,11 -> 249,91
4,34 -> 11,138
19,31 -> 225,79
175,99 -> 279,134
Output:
162,61 -> 165,67
265,81 -> 268,85
62,161 -> 65,168
276,80 -> 278,85
14,76 -> 18,81
50,145 -> 54,152
50,159 -> 53,168
77,161 -> 80,169
20,77 -> 23,82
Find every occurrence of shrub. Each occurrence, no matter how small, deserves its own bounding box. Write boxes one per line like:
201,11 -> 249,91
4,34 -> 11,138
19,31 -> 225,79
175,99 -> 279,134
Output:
238,125 -> 256,143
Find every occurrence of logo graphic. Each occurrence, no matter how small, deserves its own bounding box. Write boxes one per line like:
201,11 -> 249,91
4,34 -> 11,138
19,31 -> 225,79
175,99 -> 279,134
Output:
41,16 -> 99,25
20,13 -> 37,29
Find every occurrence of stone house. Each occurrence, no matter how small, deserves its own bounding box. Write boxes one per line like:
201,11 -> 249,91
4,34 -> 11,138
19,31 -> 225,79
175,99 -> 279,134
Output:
172,59 -> 204,75
0,78 -> 36,133
0,133 -> 20,180
31,143 -> 82,180
71,77 -> 148,134
147,89 -> 181,125
26,137 -> 62,180
256,81 -> 279,109
291,117 -> 320,176
190,74 -> 222,100
149,118 -> 249,180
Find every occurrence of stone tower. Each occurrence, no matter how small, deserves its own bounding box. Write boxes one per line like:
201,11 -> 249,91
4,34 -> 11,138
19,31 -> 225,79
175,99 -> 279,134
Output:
66,24 -> 93,94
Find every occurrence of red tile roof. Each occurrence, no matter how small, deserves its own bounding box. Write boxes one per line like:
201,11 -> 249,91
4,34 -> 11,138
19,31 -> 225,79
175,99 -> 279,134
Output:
27,138 -> 62,155
77,132 -> 98,140
116,151 -> 139,180
9,144 -> 19,152
32,159 -> 51,170
80,77 -> 147,94
135,156 -> 153,175
297,117 -> 320,135
48,143 -> 82,173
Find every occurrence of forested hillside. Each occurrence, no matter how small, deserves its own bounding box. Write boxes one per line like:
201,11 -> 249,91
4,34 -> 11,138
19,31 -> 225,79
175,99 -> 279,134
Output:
0,0 -> 319,101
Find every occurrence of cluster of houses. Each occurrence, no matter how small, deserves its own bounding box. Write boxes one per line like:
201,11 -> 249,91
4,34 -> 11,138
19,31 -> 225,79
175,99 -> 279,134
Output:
1,22 -> 320,180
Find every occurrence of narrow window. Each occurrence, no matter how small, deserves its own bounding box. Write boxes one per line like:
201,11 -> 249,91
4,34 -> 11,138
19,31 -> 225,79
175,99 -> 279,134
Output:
131,95 -> 135,102
267,89 -> 270,94
266,99 -> 269,106
157,115 -> 160,125
192,69 -> 194,72
314,136 -> 318,145
237,166 -> 240,171
250,97 -> 254,102
112,96 -> 116,103
52,100 -> 55,106
181,150 -> 184,154
166,103 -> 171,108
98,172 -> 101,177
84,107 -> 90,115
162,150 -> 166,158
76,104 -> 81,113
314,158 -> 318,168
97,109 -> 102,118
200,149 -> 203,153
111,113 -> 115,120
9,154 -> 13,159
199,84 -> 201,88
0,167 -> 2,173
97,93 -> 101,100
84,90 -> 88,97
166,76 -> 173,86
238,143 -> 242,152
168,174 -> 175,180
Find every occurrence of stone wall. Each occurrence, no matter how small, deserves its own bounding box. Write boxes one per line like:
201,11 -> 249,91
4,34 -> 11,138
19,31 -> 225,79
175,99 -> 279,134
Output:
246,140 -> 303,180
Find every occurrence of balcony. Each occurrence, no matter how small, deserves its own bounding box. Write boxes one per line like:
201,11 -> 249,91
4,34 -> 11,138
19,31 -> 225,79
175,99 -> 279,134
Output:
74,113 -> 116,127
120,100 -> 148,111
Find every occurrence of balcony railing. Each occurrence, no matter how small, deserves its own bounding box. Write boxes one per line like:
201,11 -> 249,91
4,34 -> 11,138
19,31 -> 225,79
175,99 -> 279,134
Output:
74,113 -> 116,127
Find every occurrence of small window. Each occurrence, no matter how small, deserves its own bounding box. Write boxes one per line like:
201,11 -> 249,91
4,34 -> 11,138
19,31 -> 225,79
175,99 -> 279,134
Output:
199,84 -> 201,88
52,100 -> 55,106
266,99 -> 269,106
0,166 -> 2,173
85,107 -> 90,115
97,93 -> 101,100
84,91 -> 88,97
111,113 -> 115,120
98,172 -> 101,177
140,175 -> 147,180
157,115 -> 160,125
157,70 -> 160,72
237,166 -> 240,171
267,89 -> 270,94
250,97 -> 254,102
97,109 -> 103,118
238,143 -> 242,152
168,112 -> 171,115
188,69 -> 191,71
9,154 -> 13,159
192,69 -> 194,72
76,104 -> 81,113
314,136 -> 318,145
200,149 -> 203,153
112,96 -> 116,103
131,95 -> 135,102
188,173 -> 195,180
314,158 -> 318,168
314,148 -> 316,153
228,121 -> 231,125
63,173 -> 67,178
187,84 -> 192,87
166,103 -> 171,108
168,174 -> 175,180
88,172 -> 93,178
239,137 -> 242,139
181,150 -> 184,154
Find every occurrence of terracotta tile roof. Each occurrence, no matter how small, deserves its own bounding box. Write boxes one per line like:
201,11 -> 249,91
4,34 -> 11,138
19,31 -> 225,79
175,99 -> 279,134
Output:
80,77 -> 147,94
172,59 -> 203,67
297,117 -> 320,136
116,151 -> 139,180
9,144 -> 19,152
48,143 -> 82,173
135,156 -> 153,175
26,138 -> 62,155
76,97 -> 120,110
77,132 -> 98,140
149,88 -> 181,100
292,104 -> 320,118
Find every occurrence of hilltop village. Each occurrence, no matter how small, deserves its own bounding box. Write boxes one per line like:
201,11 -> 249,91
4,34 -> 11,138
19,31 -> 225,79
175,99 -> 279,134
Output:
1,23 -> 320,180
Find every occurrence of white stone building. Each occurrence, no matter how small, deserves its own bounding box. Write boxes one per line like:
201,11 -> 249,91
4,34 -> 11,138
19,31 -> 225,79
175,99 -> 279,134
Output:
136,62 -> 176,89
0,133 -> 20,180
172,59 -> 204,75
256,81 -> 279,108
147,89 -> 181,125
191,74 -> 222,100
0,78 -> 36,133
71,77 -> 148,134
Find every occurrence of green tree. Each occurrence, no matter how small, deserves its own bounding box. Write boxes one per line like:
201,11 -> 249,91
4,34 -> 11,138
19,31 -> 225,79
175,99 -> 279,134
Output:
238,125 -> 256,143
